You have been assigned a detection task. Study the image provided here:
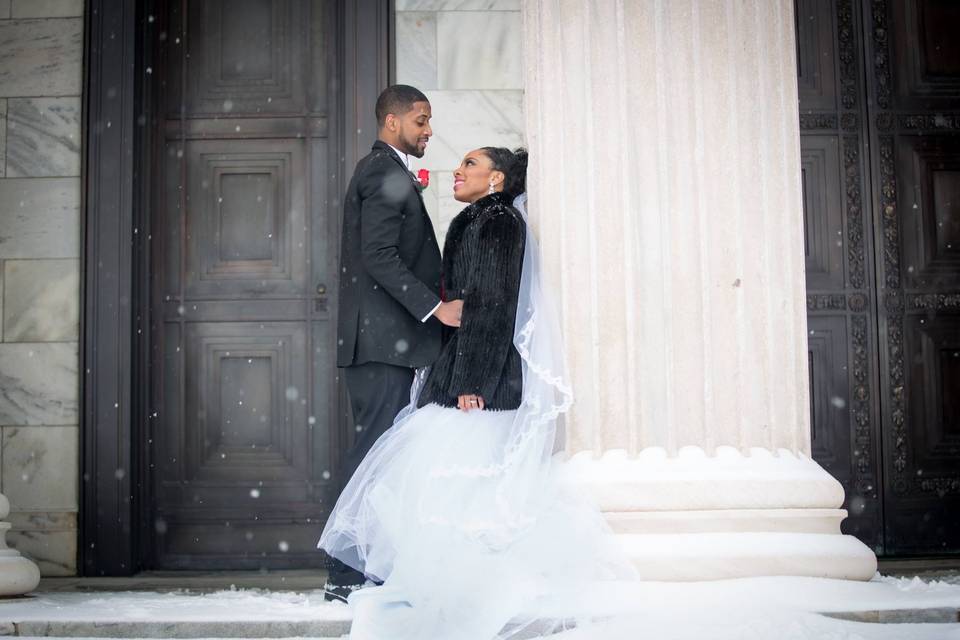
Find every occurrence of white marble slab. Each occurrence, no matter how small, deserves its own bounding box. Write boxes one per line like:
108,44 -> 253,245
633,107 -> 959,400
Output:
6,511 -> 78,576
0,267 -> 4,343
12,0 -> 83,18
437,11 -> 522,90
7,97 -> 81,177
407,166 -> 459,245
396,12 -> 437,90
434,170 -> 467,244
397,0 -> 520,9
2,426 -> 78,511
0,343 -> 78,425
6,529 -> 76,576
0,19 -> 83,97
8,510 -> 76,531
3,259 -> 79,342
415,170 -> 440,237
0,177 -> 80,259
420,90 -> 524,169
0,99 -> 7,178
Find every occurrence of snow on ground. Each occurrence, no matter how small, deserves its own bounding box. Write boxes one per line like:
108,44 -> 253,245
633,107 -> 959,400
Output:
552,574 -> 960,640
557,610 -> 959,640
0,574 -> 957,639
0,588 -> 350,622
564,573 -> 960,616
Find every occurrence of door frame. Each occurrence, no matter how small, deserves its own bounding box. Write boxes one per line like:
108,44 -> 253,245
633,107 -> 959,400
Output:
80,0 -> 392,576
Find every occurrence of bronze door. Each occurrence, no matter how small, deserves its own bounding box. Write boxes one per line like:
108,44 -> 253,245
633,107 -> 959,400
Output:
150,0 -> 340,569
799,0 -> 960,555
865,0 -> 960,555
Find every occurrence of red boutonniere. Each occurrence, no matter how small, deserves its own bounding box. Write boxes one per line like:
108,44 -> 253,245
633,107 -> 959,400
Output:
417,169 -> 430,189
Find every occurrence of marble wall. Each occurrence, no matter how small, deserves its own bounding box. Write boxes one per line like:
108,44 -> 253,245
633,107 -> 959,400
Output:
0,1 -> 82,576
396,0 -> 524,242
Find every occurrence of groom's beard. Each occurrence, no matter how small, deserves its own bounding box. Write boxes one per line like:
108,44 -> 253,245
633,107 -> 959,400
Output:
402,141 -> 425,158
397,134 -> 427,158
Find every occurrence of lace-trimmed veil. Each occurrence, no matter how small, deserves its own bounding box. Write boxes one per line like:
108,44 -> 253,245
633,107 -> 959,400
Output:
392,193 -> 572,542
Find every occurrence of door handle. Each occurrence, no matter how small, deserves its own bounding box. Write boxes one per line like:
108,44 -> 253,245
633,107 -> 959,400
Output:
315,283 -> 328,312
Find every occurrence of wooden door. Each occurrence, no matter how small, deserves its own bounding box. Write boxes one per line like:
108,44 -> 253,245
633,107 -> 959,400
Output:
864,0 -> 960,555
150,0 -> 339,569
797,0 -> 885,552
799,0 -> 960,556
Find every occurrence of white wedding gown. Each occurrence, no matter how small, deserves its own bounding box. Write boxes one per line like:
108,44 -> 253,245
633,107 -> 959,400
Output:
318,195 -> 632,639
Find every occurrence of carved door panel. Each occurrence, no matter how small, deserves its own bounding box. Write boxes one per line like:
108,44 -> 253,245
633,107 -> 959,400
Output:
798,0 -> 884,551
150,0 -> 339,569
864,0 -> 960,555
799,0 -> 960,555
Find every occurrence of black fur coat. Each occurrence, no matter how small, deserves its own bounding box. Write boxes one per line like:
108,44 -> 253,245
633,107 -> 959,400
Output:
417,191 -> 526,410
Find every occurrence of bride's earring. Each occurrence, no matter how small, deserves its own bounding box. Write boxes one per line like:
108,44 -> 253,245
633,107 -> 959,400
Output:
488,182 -> 495,194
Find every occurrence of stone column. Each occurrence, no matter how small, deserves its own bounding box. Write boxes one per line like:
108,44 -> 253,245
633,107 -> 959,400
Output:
0,494 -> 40,595
522,0 -> 877,580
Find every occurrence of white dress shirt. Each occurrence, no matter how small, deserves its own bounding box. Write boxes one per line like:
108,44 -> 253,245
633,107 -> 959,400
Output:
387,143 -> 411,170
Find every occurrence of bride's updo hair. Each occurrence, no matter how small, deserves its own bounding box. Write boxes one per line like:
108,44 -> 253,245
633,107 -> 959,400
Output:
481,147 -> 528,199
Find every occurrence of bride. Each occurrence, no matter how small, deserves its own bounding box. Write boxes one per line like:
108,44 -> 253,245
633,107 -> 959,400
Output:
319,147 -> 629,639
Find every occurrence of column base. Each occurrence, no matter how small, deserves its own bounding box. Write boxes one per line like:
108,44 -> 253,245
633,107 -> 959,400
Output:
0,549 -> 41,597
617,531 -> 876,581
567,446 -> 878,582
0,496 -> 41,596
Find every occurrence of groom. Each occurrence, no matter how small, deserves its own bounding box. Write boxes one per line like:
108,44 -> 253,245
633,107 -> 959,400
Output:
326,85 -> 462,600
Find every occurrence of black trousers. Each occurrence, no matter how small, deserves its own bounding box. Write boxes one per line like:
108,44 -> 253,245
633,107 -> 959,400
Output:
327,361 -> 414,587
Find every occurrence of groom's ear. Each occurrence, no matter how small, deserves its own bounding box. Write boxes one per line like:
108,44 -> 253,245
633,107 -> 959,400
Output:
383,113 -> 398,132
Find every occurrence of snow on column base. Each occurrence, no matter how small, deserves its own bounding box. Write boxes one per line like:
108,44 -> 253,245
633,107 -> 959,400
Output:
606,507 -> 846,534
0,495 -> 40,596
565,446 -> 878,582
617,532 -> 877,581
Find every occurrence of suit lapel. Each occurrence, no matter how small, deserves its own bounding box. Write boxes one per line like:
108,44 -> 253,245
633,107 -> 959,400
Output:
372,141 -> 431,218
374,140 -> 411,175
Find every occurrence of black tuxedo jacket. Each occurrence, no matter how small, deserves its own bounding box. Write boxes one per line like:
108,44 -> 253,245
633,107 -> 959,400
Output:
337,141 -> 443,368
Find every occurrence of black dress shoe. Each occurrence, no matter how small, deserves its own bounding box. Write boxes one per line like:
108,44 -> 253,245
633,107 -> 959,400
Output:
324,558 -> 373,602
323,581 -> 359,603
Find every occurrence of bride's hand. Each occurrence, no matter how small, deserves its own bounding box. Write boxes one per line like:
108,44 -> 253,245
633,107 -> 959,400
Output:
433,300 -> 464,327
457,394 -> 484,412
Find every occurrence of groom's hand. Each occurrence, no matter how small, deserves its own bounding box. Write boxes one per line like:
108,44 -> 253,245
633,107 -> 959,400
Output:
457,394 -> 485,412
433,299 -> 463,327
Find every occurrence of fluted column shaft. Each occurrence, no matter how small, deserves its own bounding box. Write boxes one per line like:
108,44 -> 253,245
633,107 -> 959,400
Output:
523,0 -> 809,456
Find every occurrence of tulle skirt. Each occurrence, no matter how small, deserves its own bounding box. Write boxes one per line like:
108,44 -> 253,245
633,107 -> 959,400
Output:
318,403 -> 629,640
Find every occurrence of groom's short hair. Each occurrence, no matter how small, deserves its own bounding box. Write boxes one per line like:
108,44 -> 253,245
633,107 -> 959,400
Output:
376,85 -> 429,128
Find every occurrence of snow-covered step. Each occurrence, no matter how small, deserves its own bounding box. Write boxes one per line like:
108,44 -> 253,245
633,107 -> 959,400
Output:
0,591 -> 351,638
824,608 -> 960,624
0,620 -> 349,638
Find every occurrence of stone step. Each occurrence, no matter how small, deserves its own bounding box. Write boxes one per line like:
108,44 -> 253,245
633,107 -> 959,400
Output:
0,619 -> 350,638
0,580 -> 352,639
823,608 -> 960,624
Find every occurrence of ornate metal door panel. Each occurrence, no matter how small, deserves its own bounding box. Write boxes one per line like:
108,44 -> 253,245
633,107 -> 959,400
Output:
865,0 -> 960,555
798,0 -> 884,551
150,0 -> 339,569
800,0 -> 960,555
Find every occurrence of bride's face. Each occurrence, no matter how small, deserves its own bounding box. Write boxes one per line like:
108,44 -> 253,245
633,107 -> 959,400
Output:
453,149 -> 505,204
